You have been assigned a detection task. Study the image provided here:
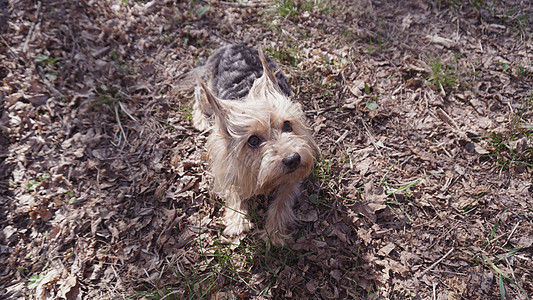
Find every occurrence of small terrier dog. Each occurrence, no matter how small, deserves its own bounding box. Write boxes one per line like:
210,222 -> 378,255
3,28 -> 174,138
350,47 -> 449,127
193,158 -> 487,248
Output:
182,44 -> 319,244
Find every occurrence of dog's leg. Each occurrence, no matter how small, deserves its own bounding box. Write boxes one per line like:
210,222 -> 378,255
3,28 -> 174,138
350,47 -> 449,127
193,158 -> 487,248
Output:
264,182 -> 300,244
223,191 -> 252,236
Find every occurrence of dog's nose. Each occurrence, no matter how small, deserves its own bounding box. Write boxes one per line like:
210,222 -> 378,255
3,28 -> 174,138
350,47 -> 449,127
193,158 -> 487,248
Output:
282,152 -> 301,170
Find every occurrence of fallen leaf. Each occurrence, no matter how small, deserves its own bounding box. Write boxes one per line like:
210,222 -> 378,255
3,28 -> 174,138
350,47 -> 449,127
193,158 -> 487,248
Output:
59,275 -> 79,300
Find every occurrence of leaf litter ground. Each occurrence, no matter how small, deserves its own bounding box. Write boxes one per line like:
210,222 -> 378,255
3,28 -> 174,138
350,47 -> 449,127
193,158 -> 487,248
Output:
0,0 -> 532,299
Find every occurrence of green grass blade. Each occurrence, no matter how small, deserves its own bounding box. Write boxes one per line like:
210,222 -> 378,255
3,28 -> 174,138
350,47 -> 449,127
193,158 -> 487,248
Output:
499,274 -> 506,300
488,208 -> 508,241
386,174 -> 442,196
495,248 -> 521,264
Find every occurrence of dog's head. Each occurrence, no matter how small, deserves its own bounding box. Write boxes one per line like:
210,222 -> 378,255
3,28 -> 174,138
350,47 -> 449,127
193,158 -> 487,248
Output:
197,47 -> 319,197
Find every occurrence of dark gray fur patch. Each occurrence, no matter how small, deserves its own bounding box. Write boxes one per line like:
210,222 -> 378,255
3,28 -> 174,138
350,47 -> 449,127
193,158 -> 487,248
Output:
203,45 -> 291,100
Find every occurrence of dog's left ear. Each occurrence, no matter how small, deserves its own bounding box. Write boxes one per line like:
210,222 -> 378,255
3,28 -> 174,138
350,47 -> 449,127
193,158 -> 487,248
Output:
195,75 -> 231,137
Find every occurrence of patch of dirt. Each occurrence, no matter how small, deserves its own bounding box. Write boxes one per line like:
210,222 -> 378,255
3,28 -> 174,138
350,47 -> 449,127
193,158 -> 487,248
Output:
1,0 -> 532,299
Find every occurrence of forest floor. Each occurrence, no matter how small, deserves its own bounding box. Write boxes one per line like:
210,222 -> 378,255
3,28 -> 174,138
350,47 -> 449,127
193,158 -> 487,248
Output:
1,0 -> 532,299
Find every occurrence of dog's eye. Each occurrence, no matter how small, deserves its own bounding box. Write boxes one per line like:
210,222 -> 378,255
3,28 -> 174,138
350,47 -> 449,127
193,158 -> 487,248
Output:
282,121 -> 292,132
247,135 -> 261,148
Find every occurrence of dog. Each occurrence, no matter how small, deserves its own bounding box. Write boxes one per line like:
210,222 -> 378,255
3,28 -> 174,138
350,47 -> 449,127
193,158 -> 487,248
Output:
181,44 -> 319,245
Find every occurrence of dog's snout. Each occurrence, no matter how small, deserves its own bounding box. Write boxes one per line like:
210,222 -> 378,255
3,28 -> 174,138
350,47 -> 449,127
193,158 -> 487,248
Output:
282,152 -> 301,170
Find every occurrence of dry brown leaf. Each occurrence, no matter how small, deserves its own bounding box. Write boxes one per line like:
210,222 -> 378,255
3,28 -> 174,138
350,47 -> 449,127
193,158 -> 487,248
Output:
59,275 -> 80,300
354,180 -> 388,222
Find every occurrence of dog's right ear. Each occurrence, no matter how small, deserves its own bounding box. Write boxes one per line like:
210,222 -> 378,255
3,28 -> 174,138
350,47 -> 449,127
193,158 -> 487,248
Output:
196,75 -> 231,137
258,46 -> 278,87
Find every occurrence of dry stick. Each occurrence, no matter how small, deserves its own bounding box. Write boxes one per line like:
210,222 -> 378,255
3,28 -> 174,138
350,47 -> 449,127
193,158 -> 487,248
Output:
160,291 -> 182,300
335,130 -> 349,144
362,122 -> 383,157
504,255 -> 519,286
113,102 -> 130,148
0,36 -> 21,59
419,247 -> 455,278
36,66 -> 67,100
435,107 -> 468,140
502,221 -> 520,248
118,101 -> 139,122
219,1 -> 268,7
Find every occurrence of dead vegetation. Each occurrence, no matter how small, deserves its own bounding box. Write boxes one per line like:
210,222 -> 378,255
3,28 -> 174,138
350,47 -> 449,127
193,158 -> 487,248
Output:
0,0 -> 532,299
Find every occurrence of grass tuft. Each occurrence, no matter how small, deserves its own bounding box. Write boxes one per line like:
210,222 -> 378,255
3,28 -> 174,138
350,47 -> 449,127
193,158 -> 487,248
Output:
312,155 -> 337,205
266,44 -> 299,68
481,253 -> 530,300
426,56 -> 458,94
274,0 -> 328,20
483,92 -> 533,174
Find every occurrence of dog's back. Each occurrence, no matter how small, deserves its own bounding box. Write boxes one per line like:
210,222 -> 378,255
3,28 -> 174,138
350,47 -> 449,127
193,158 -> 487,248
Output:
182,45 -> 291,100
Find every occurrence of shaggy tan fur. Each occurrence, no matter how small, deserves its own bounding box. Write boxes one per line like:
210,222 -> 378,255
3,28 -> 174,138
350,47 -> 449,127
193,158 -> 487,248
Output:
190,45 -> 319,245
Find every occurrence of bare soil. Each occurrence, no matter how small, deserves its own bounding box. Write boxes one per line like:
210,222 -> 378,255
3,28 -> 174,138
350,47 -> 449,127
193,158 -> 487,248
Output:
1,0 -> 532,299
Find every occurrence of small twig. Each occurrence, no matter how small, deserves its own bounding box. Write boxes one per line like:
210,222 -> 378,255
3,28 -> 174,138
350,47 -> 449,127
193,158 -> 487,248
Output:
438,81 -> 446,97
118,101 -> 139,122
36,65 -> 67,100
435,107 -> 468,139
0,36 -> 21,59
113,102 -> 130,147
502,221 -> 520,248
96,167 -> 102,192
362,122 -> 383,157
504,255 -> 518,285
219,0 -> 268,7
489,231 -> 508,244
419,247 -> 454,278
335,130 -> 349,144
160,291 -> 183,300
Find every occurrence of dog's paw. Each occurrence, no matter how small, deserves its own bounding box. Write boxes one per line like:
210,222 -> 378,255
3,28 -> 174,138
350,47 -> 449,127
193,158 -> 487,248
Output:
261,230 -> 289,246
223,216 -> 252,236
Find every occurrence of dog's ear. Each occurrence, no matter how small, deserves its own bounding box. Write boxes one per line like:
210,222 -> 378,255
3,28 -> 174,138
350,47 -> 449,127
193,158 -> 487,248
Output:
196,75 -> 231,137
258,46 -> 278,87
